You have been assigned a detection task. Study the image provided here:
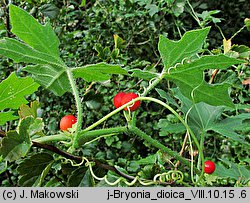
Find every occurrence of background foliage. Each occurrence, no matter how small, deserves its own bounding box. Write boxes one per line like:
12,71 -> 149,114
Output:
0,0 -> 249,186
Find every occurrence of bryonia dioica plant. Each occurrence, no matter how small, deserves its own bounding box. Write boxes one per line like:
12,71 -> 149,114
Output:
0,5 -> 249,187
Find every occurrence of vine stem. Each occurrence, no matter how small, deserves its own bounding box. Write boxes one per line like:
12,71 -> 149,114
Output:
74,96 -> 203,170
73,101 -> 134,147
66,69 -> 82,134
186,0 -> 202,27
129,125 -> 200,173
75,97 -> 201,151
185,105 -> 205,184
141,70 -> 166,97
138,97 -> 202,154
32,134 -> 71,143
77,126 -> 127,146
196,130 -> 205,183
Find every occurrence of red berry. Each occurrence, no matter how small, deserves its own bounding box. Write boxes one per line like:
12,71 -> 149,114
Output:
113,92 -> 126,108
60,115 -> 77,131
120,92 -> 141,111
204,160 -> 216,174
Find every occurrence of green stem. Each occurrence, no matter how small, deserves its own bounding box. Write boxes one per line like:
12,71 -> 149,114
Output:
72,95 -> 203,174
77,126 -> 127,146
73,101 -> 136,147
32,134 -> 71,143
129,125 -> 200,174
186,0 -> 202,27
197,131 -> 205,171
141,71 -> 166,97
230,25 -> 246,40
83,107 -> 125,131
196,131 -> 205,183
138,97 -> 201,153
72,95 -> 204,175
74,96 -> 202,155
187,130 -> 196,184
185,105 -> 205,184
66,69 -> 82,134
131,70 -> 165,124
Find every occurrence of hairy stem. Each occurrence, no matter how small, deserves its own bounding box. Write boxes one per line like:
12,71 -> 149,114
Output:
141,71 -> 166,97
66,69 -> 82,134
32,134 -> 71,143
129,125 -> 200,174
73,100 -> 134,147
138,97 -> 201,154
77,126 -> 127,146
74,96 -> 202,155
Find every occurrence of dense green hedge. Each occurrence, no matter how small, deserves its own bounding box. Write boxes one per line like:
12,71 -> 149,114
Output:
0,0 -> 249,186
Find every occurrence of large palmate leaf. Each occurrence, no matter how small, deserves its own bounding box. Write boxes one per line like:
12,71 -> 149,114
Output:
17,153 -> 54,186
165,55 -> 243,107
187,102 -> 224,133
0,5 -> 67,96
0,117 -> 33,162
188,102 -> 249,146
9,4 -> 60,57
0,6 -> 128,96
161,89 -> 250,145
158,27 -> 243,107
73,63 -> 128,82
0,72 -> 40,110
159,27 -> 210,68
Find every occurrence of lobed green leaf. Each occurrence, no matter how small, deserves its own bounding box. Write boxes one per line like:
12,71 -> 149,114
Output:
0,73 -> 40,110
9,4 -> 60,57
214,158 -> 250,182
159,27 -> 210,68
187,102 -> 224,133
209,113 -> 250,146
165,55 -> 243,107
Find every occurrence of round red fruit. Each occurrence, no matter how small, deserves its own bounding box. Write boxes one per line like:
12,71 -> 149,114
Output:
60,115 -> 77,131
120,92 -> 140,111
113,92 -> 126,108
204,160 -> 216,174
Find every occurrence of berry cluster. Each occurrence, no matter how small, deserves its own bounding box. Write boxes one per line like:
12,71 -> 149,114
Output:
113,92 -> 141,111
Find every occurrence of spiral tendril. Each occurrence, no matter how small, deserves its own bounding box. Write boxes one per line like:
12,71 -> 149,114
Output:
66,156 -> 184,186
